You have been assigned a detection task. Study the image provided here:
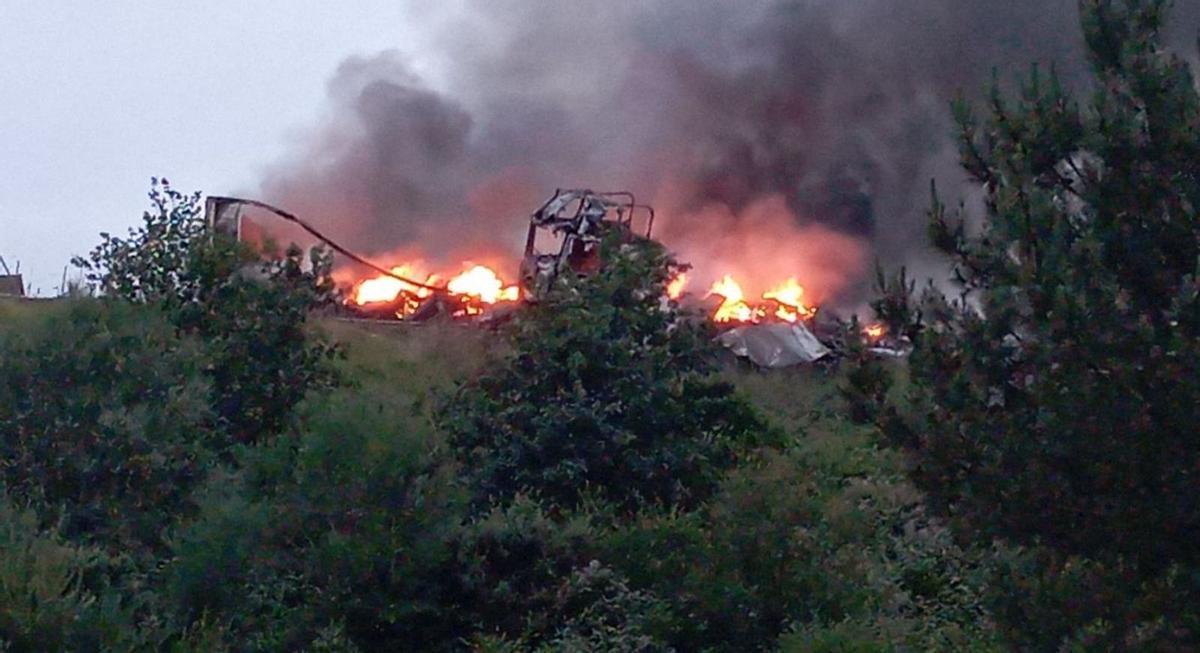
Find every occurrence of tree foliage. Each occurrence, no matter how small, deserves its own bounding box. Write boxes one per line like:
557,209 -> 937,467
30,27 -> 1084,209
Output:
0,181 -> 349,647
73,179 -> 342,442
0,301 -> 214,555
855,0 -> 1200,647
164,378 -> 472,652
442,235 -> 771,514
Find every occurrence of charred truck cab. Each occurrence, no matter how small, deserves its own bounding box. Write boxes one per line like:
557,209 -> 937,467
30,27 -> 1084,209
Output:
519,189 -> 655,301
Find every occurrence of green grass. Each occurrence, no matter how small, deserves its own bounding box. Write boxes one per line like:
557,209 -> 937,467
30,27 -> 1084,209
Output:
721,363 -> 844,428
321,317 -> 907,487
319,319 -> 498,387
318,319 -> 829,444
321,317 -> 856,436
0,297 -> 68,334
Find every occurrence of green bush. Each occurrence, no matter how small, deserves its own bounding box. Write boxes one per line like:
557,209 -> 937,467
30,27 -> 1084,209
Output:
453,498 -> 680,651
0,496 -> 151,652
442,236 -> 771,515
165,375 -> 471,651
455,496 -> 602,644
0,496 -> 101,651
531,561 -> 673,653
74,179 -> 342,443
0,300 -> 214,554
601,437 -> 998,652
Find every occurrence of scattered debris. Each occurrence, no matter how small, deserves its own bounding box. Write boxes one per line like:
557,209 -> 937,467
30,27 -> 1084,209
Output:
716,322 -> 831,368
204,195 -> 444,293
203,191 -> 909,365
713,311 -> 912,369
867,344 -> 910,359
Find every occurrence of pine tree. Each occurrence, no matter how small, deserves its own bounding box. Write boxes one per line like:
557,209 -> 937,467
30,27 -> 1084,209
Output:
863,1 -> 1200,647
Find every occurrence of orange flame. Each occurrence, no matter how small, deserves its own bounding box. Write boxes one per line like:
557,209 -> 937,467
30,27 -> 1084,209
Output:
351,264 -> 435,306
667,273 -> 689,300
708,275 -> 757,323
864,323 -> 886,341
762,278 -> 817,323
350,262 -> 518,319
706,274 -> 823,324
447,265 -> 519,304
351,260 -> 828,327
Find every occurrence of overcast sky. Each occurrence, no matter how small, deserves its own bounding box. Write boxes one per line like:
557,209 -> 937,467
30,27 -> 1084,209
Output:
0,1 -> 458,294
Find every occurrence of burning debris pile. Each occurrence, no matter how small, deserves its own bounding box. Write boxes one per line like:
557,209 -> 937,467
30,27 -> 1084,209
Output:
341,251 -> 901,367
227,0 -> 1198,358
208,191 -> 900,367
346,262 -> 520,321
678,275 -> 817,324
341,188 -> 653,324
664,270 -> 898,367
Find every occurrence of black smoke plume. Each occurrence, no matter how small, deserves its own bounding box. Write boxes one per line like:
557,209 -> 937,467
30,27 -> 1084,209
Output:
256,0 -> 1199,305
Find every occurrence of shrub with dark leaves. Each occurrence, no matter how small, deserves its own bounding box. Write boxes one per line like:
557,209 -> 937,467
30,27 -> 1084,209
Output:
0,301 -> 213,554
442,235 -> 770,515
74,179 -> 342,442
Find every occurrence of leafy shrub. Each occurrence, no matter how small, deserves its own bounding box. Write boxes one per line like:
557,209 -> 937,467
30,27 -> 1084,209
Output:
74,179 -> 342,442
442,235 -> 771,514
287,398 -> 467,650
165,376 -> 471,652
532,561 -> 673,653
455,496 -> 602,644
602,435 -> 999,652
0,496 -> 101,651
457,502 -> 676,652
0,496 -> 151,652
0,300 -> 214,554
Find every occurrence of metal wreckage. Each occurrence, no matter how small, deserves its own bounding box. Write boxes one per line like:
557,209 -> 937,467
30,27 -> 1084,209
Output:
519,189 -> 655,300
203,189 -> 906,368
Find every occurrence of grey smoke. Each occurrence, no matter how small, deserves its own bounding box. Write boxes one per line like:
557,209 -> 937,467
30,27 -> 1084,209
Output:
257,0 -> 1199,305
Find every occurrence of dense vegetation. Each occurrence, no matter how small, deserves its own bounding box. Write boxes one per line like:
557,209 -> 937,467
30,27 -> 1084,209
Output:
847,0 -> 1200,649
0,197 -> 996,650
1,1 -> 1196,650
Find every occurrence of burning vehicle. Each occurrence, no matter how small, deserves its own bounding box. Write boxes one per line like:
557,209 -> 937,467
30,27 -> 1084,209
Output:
519,189 -> 655,301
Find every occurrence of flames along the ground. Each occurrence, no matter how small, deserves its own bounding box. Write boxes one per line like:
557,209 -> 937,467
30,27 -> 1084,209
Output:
701,275 -> 818,324
348,263 -> 883,342
349,263 -> 520,318
671,274 -> 886,341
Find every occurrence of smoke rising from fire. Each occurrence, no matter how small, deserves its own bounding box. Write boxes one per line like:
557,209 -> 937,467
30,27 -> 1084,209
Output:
256,0 -> 1199,309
